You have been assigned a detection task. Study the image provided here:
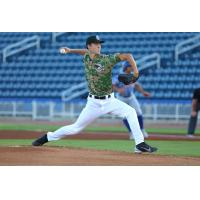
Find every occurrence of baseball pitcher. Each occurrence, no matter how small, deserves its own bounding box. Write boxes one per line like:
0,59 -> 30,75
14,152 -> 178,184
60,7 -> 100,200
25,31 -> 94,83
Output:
32,35 -> 157,153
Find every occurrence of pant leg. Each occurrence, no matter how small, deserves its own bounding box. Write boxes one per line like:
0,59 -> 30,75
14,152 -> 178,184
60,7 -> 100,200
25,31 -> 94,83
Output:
187,116 -> 197,135
129,95 -> 145,130
118,95 -> 144,130
107,98 -> 144,145
187,103 -> 200,135
129,95 -> 143,116
137,115 -> 144,130
122,118 -> 131,132
118,95 -> 145,131
48,99 -> 102,141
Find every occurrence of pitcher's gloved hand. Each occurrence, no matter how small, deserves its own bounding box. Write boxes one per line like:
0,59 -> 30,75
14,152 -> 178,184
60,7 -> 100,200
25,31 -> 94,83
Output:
118,73 -> 139,85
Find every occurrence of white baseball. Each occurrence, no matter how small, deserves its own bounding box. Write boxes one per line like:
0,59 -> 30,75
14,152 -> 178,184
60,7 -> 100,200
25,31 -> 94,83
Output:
59,48 -> 66,54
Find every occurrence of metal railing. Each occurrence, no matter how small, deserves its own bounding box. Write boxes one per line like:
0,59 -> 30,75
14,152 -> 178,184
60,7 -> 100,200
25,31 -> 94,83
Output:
0,101 -> 196,121
175,34 -> 200,62
2,36 -> 40,63
3,36 -> 40,63
137,53 -> 161,71
52,32 -> 66,43
61,82 -> 88,102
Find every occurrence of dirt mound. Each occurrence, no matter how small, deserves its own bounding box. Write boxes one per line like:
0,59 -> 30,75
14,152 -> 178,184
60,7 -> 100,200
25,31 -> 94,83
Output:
0,146 -> 200,166
1,130 -> 200,166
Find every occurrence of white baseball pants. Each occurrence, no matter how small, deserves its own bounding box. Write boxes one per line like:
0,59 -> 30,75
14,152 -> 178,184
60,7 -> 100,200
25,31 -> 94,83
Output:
47,93 -> 144,145
116,93 -> 143,116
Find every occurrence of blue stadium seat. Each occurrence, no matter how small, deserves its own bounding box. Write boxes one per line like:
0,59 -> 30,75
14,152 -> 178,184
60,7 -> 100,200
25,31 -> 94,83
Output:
0,32 -> 200,100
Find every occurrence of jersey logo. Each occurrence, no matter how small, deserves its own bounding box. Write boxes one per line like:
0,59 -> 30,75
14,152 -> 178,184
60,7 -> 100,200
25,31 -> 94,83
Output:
94,63 -> 105,72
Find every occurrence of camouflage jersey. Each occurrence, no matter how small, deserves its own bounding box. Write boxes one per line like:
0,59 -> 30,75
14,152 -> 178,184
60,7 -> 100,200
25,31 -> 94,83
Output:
83,52 -> 121,96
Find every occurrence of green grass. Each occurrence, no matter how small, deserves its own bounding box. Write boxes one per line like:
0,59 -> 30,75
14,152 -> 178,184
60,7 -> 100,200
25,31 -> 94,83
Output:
1,123 -> 199,158
0,139 -> 200,157
0,123 -> 128,132
86,127 -> 200,134
0,124 -> 61,131
0,123 -> 200,134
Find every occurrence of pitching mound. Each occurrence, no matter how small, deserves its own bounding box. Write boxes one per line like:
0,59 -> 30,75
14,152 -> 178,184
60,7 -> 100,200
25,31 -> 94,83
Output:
0,146 -> 200,166
1,130 -> 200,166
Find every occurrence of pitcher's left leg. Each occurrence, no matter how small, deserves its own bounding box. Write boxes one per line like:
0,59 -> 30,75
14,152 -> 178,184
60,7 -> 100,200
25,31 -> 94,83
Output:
129,95 -> 148,138
108,98 -> 144,145
107,98 -> 157,153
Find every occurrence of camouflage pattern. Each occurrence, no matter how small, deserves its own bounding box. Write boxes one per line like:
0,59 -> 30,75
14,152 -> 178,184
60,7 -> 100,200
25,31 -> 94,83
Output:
83,52 -> 121,96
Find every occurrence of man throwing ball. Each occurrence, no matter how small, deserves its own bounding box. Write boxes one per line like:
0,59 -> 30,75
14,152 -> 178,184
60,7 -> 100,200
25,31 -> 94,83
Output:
32,35 -> 157,153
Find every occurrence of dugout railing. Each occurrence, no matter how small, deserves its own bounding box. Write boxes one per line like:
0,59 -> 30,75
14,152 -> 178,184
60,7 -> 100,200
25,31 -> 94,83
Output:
175,34 -> 200,62
2,36 -> 40,63
0,100 -> 196,121
52,32 -> 66,44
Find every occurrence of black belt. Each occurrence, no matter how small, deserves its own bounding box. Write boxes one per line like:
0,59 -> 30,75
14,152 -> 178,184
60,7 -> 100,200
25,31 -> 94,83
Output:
89,94 -> 111,99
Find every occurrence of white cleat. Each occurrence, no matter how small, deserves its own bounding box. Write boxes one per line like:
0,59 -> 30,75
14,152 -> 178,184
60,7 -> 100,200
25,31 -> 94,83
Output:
142,129 -> 149,138
186,134 -> 195,138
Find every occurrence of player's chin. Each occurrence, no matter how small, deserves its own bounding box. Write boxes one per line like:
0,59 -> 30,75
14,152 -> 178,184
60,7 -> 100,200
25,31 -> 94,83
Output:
96,49 -> 101,54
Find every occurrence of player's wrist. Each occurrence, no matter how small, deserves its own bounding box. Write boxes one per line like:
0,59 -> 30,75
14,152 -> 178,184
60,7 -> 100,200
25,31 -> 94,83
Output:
67,48 -> 71,53
64,47 -> 71,53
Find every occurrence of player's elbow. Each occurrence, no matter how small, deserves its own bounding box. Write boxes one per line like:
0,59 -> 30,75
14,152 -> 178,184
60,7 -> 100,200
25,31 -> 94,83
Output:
119,53 -> 133,61
125,53 -> 132,60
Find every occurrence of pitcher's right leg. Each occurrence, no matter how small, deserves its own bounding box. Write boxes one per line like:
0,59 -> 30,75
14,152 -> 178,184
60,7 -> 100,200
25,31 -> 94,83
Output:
32,99 -> 102,146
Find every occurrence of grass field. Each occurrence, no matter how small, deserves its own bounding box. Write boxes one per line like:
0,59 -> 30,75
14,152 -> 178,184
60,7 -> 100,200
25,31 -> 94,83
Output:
0,123 -> 200,134
0,139 -> 200,157
0,123 -> 200,158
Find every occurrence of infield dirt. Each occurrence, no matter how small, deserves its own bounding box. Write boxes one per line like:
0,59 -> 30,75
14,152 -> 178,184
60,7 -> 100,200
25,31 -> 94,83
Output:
0,130 -> 200,166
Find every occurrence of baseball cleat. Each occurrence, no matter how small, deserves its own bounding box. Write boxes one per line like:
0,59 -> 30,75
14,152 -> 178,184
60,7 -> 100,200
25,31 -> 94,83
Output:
134,142 -> 157,153
186,134 -> 195,138
32,134 -> 48,146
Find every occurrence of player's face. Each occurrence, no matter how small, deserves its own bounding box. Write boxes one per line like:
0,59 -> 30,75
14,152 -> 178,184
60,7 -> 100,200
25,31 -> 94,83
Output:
88,43 -> 101,54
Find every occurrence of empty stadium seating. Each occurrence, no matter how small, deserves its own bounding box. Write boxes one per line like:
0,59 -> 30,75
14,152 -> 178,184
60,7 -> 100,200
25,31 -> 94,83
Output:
0,32 -> 200,101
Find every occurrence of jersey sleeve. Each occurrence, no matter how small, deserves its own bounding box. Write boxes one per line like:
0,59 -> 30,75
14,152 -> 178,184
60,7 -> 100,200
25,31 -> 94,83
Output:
108,53 -> 121,67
